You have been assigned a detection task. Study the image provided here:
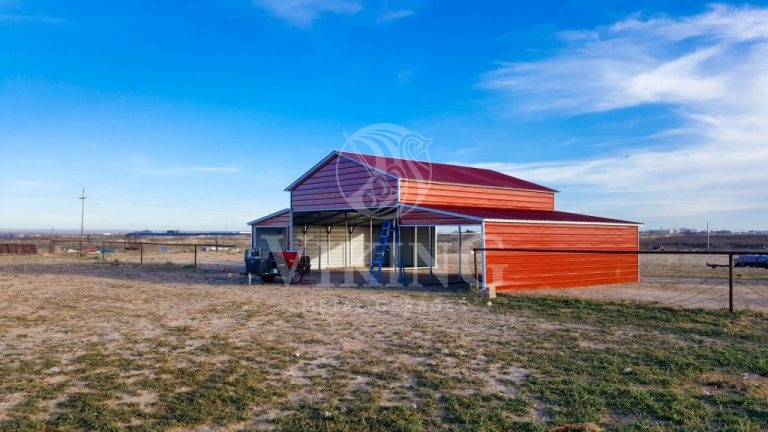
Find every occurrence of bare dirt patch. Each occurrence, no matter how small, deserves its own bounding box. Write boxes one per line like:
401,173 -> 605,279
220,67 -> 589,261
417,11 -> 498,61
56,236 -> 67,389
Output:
1,254 -> 766,431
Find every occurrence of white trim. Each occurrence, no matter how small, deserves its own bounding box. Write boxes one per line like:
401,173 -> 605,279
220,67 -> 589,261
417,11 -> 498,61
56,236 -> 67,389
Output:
484,218 -> 641,227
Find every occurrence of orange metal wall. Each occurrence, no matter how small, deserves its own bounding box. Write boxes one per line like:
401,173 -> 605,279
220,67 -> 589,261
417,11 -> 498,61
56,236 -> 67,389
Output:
400,180 -> 555,210
484,222 -> 638,291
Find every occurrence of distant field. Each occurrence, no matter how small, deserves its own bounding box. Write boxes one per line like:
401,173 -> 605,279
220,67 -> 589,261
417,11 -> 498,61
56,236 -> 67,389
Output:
1,255 -> 766,431
641,233 -> 768,250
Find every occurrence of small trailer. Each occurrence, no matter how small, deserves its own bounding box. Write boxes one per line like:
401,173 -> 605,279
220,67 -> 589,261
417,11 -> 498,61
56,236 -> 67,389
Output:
244,248 -> 311,283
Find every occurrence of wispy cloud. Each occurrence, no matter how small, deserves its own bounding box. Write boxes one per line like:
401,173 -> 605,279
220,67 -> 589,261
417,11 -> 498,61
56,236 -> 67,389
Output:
136,166 -> 240,176
0,13 -> 64,23
477,4 -> 768,229
253,0 -> 363,28
379,8 -> 413,22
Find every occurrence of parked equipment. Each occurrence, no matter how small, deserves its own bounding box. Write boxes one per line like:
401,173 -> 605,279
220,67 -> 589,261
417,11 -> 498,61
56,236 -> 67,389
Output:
244,247 -> 310,283
734,254 -> 768,268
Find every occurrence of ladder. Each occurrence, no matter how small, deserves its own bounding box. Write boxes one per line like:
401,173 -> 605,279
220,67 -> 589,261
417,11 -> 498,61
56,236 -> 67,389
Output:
367,220 -> 393,287
367,219 -> 409,288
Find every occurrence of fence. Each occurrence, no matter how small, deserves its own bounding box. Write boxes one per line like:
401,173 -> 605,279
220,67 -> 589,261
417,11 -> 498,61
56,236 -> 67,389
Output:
474,248 -> 768,313
49,240 -> 241,269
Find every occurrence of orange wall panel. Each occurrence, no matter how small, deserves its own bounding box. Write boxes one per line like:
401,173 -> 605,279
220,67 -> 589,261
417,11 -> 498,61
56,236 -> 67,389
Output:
400,180 -> 555,211
483,222 -> 638,291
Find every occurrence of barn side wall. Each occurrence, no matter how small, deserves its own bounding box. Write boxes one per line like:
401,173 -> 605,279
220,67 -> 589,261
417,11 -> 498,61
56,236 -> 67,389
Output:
291,155 -> 399,211
484,222 -> 639,291
399,180 -> 555,211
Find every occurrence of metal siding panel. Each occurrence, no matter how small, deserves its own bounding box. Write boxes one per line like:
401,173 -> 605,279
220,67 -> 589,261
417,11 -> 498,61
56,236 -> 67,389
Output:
484,222 -> 639,290
349,229 -> 366,267
400,180 -> 555,211
251,212 -> 291,228
291,155 -> 399,212
340,152 -> 556,192
399,208 -> 477,226
325,228 -> 347,268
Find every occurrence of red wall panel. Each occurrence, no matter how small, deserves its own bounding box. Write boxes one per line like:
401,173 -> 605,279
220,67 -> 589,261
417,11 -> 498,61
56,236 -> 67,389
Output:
400,180 -> 555,211
484,222 -> 638,291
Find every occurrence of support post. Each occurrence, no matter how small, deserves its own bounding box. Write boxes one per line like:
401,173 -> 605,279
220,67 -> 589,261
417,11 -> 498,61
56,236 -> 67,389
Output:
458,225 -> 462,282
140,243 -> 143,264
194,245 -> 198,268
728,253 -> 734,313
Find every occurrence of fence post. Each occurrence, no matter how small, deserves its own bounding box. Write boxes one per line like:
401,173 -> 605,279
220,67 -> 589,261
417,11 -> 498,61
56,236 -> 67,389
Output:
728,253 -> 734,313
194,245 -> 198,268
140,243 -> 143,264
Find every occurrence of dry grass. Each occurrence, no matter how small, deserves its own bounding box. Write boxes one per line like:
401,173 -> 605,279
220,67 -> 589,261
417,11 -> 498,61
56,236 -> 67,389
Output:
1,254 -> 766,431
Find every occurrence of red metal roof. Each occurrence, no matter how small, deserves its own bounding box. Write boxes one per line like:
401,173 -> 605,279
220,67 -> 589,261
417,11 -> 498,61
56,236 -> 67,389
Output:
339,151 -> 557,192
247,208 -> 290,227
406,204 -> 640,225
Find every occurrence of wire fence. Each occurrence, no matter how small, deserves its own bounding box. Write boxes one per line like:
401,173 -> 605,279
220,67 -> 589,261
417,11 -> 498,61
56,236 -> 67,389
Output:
48,240 -> 243,269
474,248 -> 768,313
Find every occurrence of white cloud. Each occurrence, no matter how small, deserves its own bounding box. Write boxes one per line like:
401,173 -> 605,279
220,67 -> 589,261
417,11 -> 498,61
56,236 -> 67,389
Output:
477,4 -> 768,230
254,0 -> 363,28
379,8 -> 413,22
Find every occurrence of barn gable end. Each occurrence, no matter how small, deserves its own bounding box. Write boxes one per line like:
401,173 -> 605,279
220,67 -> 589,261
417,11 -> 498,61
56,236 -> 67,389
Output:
288,153 -> 399,212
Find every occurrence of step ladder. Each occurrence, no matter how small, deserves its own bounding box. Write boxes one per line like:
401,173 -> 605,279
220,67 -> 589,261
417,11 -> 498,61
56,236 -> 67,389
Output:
367,219 -> 409,288
367,220 -> 393,287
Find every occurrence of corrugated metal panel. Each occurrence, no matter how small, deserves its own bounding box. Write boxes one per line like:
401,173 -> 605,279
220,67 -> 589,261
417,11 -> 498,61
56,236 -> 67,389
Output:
484,222 -> 639,291
340,152 -> 556,192
406,204 -> 638,225
291,154 -> 399,211
249,209 -> 291,228
400,180 -> 556,211
400,207 -> 478,226
311,227 -> 368,268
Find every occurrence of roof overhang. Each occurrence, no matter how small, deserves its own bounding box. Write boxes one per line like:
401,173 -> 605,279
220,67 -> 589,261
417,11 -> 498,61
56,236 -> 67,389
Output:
247,208 -> 290,226
399,204 -> 641,227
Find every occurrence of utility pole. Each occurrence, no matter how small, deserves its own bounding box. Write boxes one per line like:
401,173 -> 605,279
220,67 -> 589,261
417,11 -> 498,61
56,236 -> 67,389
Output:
707,221 -> 710,250
79,187 -> 87,256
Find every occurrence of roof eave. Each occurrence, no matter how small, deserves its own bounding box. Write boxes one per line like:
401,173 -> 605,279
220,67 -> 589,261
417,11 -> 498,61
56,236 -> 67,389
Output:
284,151 -> 339,191
247,208 -> 291,226
402,178 -> 558,194
484,218 -> 642,226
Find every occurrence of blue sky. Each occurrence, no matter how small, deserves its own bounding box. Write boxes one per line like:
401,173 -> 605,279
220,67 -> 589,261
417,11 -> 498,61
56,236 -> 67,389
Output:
2,1 -> 767,232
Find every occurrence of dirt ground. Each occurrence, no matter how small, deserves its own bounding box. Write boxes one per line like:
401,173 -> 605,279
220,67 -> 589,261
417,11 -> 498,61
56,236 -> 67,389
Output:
1,253 -> 766,430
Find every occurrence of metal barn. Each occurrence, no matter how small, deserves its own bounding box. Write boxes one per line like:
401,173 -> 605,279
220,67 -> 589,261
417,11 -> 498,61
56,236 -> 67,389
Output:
248,151 -> 640,291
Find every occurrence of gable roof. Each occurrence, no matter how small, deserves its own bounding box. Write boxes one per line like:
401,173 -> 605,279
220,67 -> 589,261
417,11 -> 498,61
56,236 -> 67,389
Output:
247,208 -> 290,226
285,150 -> 557,193
402,204 -> 641,226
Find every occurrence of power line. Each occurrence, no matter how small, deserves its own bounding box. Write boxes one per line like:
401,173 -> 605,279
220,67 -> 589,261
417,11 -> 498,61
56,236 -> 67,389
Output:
0,194 -> 255,214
